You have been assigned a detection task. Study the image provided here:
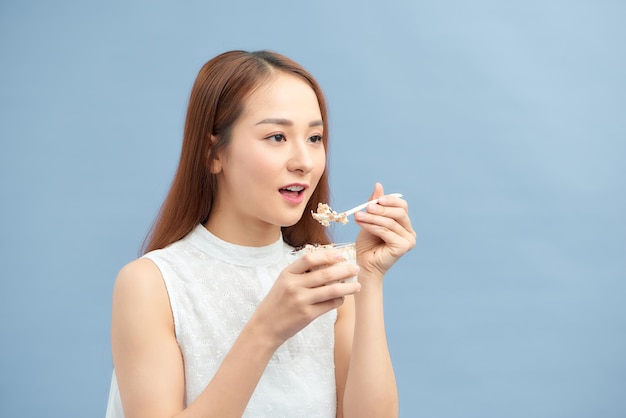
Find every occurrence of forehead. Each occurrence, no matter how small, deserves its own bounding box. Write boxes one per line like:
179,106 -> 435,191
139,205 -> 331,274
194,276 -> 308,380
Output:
240,72 -> 322,121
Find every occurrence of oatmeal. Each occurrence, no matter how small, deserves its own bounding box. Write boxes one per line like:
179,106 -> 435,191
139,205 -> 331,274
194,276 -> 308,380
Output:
289,242 -> 358,283
311,203 -> 348,227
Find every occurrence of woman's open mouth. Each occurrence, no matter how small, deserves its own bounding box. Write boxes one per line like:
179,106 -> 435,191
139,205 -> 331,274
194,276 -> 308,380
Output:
279,184 -> 307,203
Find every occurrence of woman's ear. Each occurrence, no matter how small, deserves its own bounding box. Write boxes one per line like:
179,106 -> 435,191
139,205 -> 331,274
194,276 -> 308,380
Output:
209,135 -> 222,174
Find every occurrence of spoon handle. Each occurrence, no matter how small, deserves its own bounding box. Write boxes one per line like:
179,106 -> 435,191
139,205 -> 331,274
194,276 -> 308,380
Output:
343,193 -> 403,216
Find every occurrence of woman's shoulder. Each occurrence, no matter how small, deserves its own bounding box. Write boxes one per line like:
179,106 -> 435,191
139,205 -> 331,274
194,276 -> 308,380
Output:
117,257 -> 162,282
113,257 -> 168,311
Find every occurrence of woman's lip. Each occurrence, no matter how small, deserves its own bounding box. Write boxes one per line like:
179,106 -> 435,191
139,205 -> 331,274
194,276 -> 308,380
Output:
279,183 -> 309,191
279,188 -> 306,204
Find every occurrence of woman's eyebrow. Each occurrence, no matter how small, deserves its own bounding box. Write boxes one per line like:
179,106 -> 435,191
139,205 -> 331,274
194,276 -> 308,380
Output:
255,118 -> 323,127
256,118 -> 292,126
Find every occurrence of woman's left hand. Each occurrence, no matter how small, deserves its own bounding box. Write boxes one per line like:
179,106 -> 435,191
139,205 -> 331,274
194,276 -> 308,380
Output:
354,183 -> 416,279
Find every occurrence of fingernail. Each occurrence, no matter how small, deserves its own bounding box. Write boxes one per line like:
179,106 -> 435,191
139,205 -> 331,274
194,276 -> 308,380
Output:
367,203 -> 379,212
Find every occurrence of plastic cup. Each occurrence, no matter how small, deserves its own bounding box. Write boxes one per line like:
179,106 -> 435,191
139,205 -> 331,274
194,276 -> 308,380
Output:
289,242 -> 357,284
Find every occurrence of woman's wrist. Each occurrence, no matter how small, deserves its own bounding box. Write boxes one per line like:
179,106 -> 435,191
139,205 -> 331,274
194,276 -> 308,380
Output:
354,271 -> 384,300
356,267 -> 384,284
244,313 -> 284,353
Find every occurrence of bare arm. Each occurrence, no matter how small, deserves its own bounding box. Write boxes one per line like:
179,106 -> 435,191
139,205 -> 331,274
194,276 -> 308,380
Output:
340,271 -> 398,418
335,184 -> 416,418
111,259 -> 186,416
112,249 -> 361,418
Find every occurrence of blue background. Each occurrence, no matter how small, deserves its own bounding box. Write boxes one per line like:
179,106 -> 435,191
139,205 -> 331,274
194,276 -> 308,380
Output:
1,1 -> 624,417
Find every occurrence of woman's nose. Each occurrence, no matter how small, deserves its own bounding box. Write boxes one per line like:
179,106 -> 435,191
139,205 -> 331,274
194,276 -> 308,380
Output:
287,141 -> 314,173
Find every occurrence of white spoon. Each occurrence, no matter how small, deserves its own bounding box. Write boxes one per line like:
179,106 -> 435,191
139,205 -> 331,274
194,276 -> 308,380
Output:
342,193 -> 403,217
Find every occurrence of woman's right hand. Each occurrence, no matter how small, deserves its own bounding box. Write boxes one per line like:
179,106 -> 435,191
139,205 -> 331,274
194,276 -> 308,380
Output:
250,249 -> 361,347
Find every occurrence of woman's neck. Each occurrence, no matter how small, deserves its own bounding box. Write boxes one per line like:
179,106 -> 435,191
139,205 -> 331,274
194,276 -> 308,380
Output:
203,212 -> 282,247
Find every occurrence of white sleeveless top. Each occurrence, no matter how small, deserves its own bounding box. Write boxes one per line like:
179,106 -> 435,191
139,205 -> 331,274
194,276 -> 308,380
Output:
105,224 -> 337,418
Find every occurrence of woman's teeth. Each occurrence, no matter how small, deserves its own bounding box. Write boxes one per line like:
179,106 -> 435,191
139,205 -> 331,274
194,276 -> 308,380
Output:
281,186 -> 304,193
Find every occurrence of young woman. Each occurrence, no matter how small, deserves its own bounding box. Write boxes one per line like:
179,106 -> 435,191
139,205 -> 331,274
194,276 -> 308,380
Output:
105,50 -> 416,418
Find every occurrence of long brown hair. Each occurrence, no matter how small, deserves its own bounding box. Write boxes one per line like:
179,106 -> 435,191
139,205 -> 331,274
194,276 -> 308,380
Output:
142,50 -> 331,254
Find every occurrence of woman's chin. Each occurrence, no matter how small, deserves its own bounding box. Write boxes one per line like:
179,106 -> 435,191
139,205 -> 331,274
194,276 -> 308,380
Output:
280,214 -> 306,228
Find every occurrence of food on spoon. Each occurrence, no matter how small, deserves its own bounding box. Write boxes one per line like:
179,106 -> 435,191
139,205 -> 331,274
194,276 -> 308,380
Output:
311,203 -> 348,227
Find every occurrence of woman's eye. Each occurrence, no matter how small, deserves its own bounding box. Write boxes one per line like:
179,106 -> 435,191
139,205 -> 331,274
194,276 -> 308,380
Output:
308,135 -> 323,144
266,134 -> 286,142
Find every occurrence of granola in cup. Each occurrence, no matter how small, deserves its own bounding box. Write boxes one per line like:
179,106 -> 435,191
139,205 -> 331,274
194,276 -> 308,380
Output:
289,242 -> 357,284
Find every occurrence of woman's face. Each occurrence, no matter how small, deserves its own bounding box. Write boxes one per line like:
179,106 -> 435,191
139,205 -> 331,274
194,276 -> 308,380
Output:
209,72 -> 326,242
